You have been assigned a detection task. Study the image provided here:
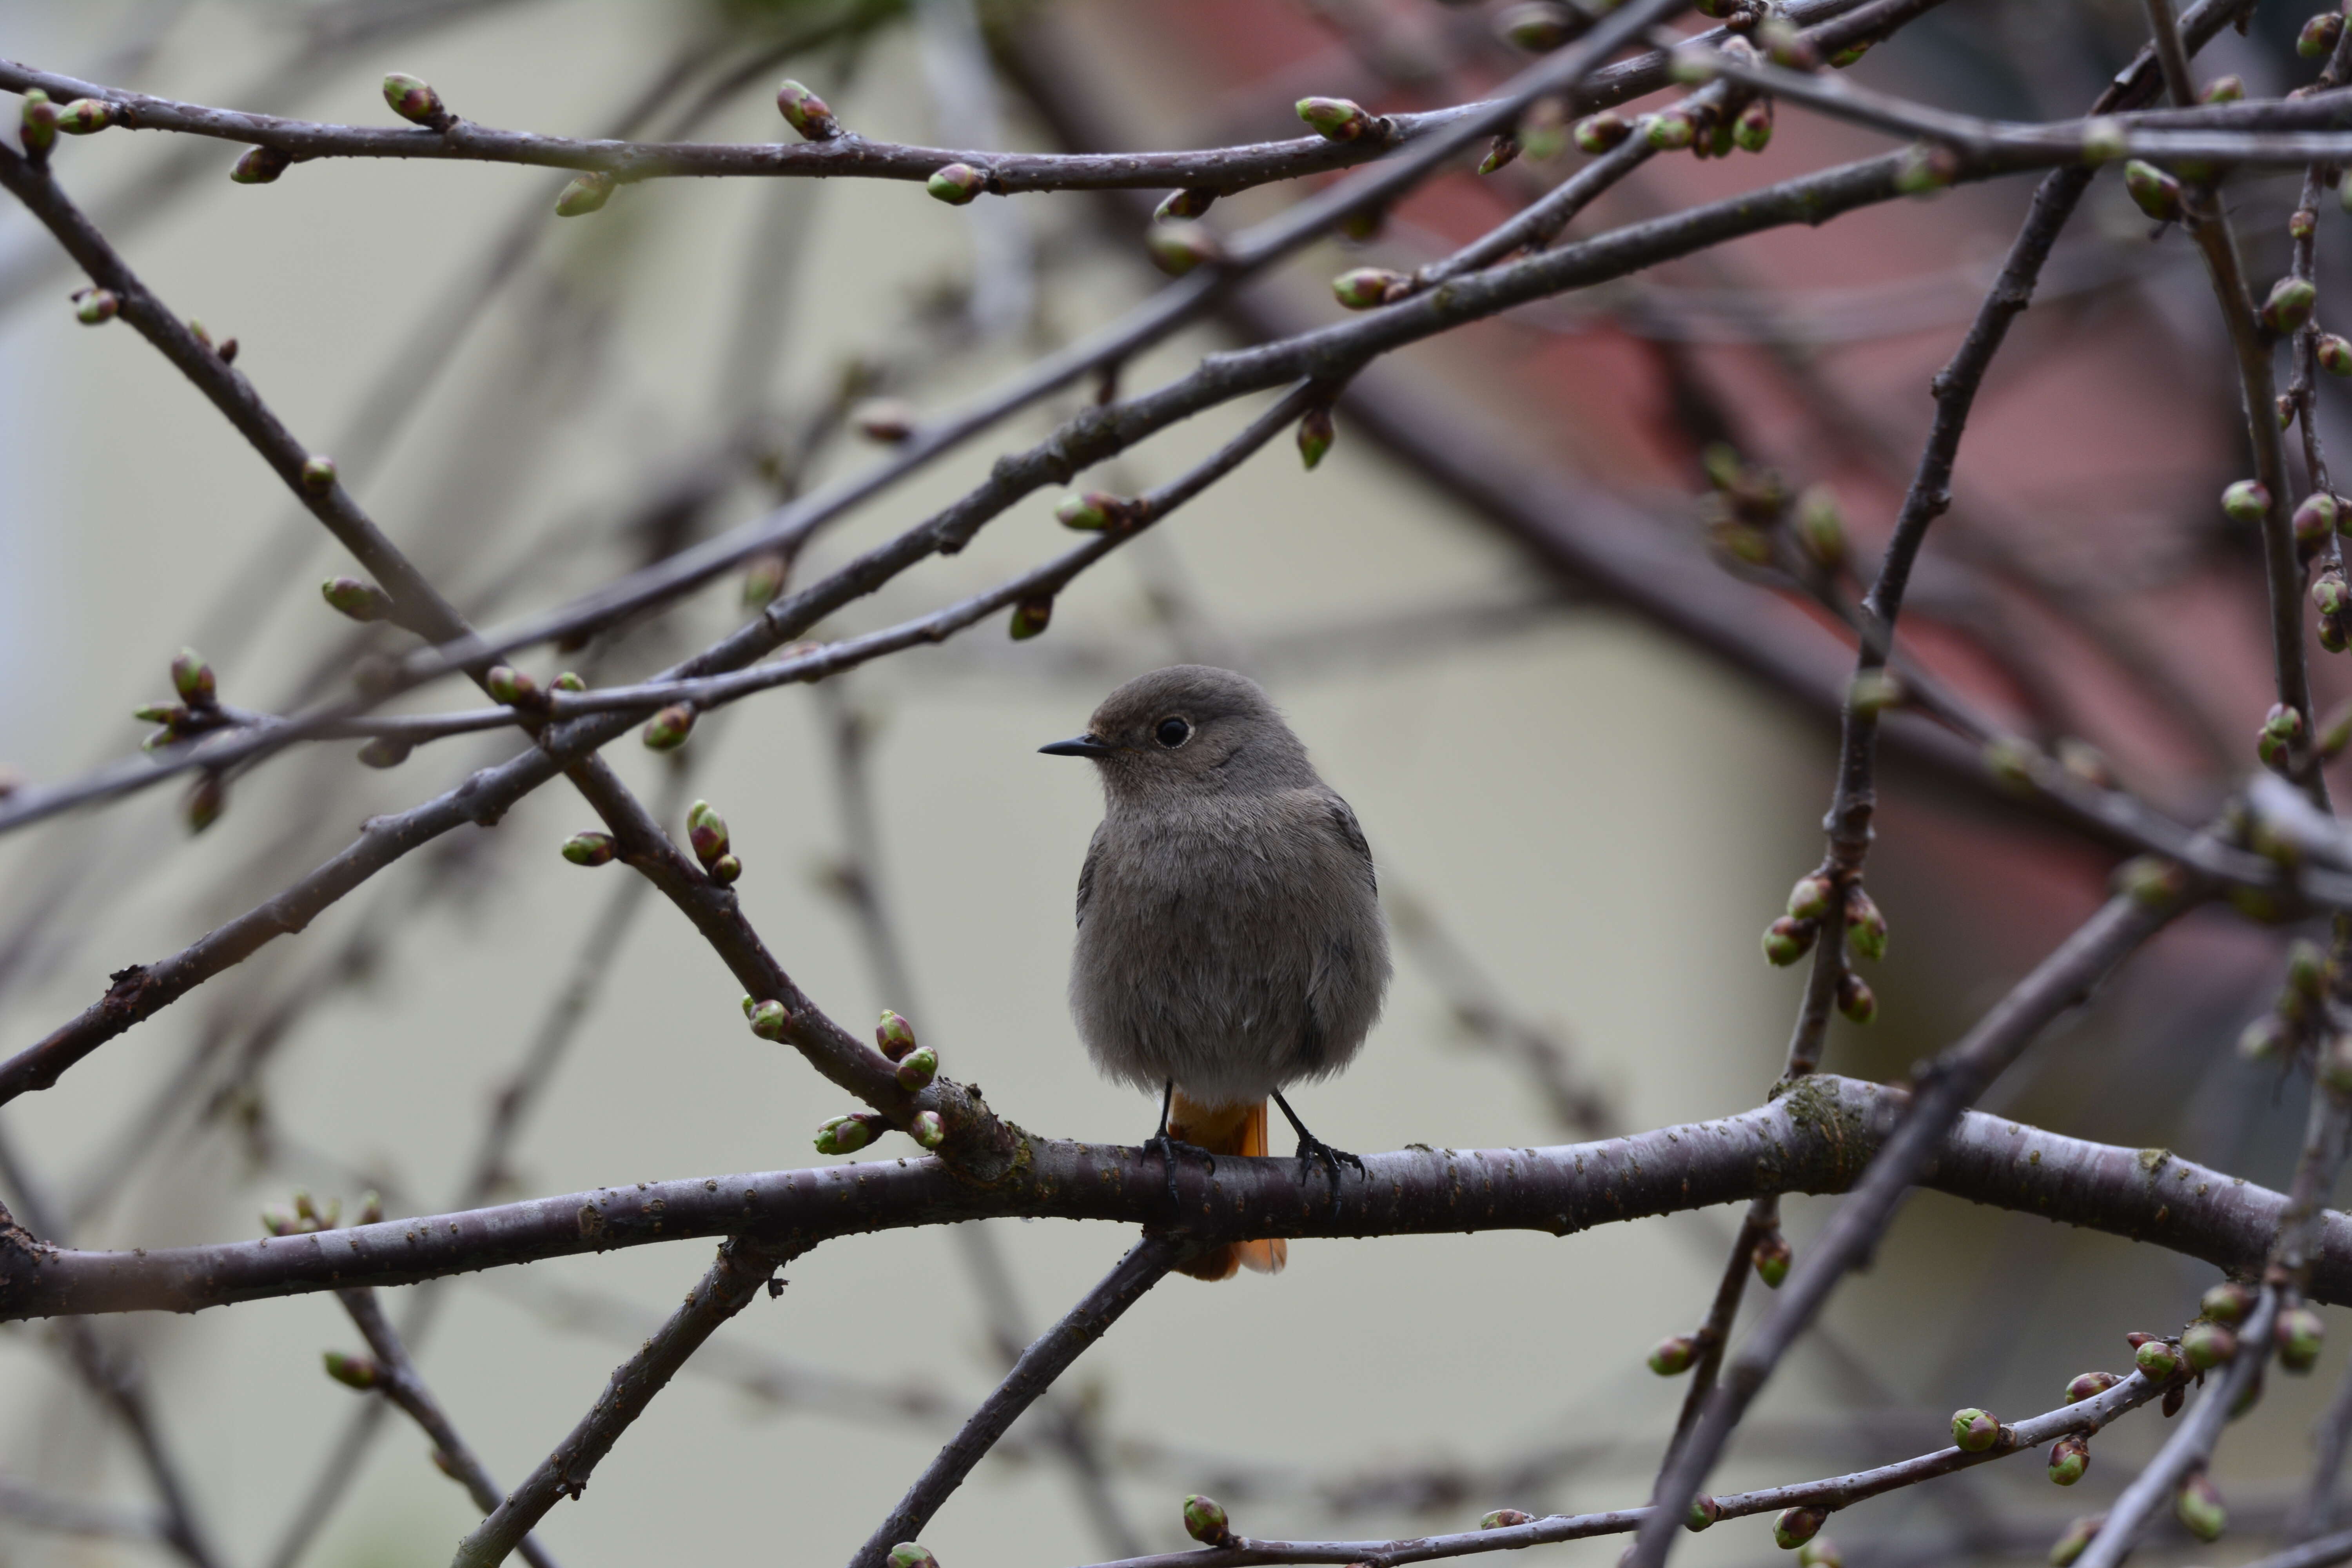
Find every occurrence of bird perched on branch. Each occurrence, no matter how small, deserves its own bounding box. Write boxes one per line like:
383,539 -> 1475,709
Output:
1041,665 -> 1390,1280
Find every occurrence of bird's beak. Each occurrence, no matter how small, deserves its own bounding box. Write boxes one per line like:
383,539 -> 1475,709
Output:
1039,733 -> 1115,758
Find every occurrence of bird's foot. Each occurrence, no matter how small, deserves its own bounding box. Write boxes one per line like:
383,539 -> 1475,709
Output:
1293,1133 -> 1365,1217
1146,1133 -> 1218,1212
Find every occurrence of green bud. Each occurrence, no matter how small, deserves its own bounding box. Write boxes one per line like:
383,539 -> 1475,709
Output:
775,80 -> 838,140
1497,2 -> 1578,51
1480,1508 -> 1533,1529
1835,970 -> 1876,1024
885,1547 -> 938,1568
1787,874 -> 1834,921
2318,572 -> 2350,619
1296,96 -> 1375,142
707,853 -> 740,886
2296,207 -> 2320,242
1773,1506 -> 1826,1549
1647,1334 -> 1697,1376
300,454 -> 337,493
1155,188 -> 1216,221
20,89 -> 56,155
1183,1495 -> 1230,1544
1643,111 -> 1695,151
2223,478 -> 2270,524
910,1109 -> 945,1149
1733,98 -> 1774,154
485,665 -> 540,708
171,649 -> 216,708
232,145 -> 292,185
1984,736 -> 2037,793
1298,406 -> 1335,471
1573,110 -> 1631,155
2291,938 -> 2328,1000
2123,161 -> 2181,222
322,1350 -> 379,1390
2302,10 -> 2345,57
742,553 -> 788,606
1055,492 -> 1124,531
2322,335 -> 2352,376
1332,267 -> 1411,310
2079,118 -> 2127,165
926,162 -> 985,205
1144,220 -> 1222,277
2047,1436 -> 2088,1486
133,703 -> 183,726
686,799 -> 730,866
2181,1320 -> 2236,1371
1684,1495 -> 1722,1531
2201,1281 -> 2256,1325
1793,485 -> 1844,569
2174,1471 -> 2225,1543
2280,1304 -> 2326,1371
2269,703 -> 2307,744
1797,1541 -> 1842,1568
814,1112 -> 876,1155
1477,134 -> 1520,175
382,73 -> 448,127
1009,596 -> 1053,640
73,288 -> 118,325
748,1000 -> 790,1041
56,98 -> 113,135
2239,1014 -> 2289,1062
1756,20 -> 1818,69
2323,699 -> 2352,759
554,171 -> 615,217
2299,496 -> 2341,554
877,1010 -> 918,1060
1763,915 -> 1818,967
2265,277 -> 2319,335
561,832 -> 617,867
1828,41 -> 1871,67
2134,1338 -> 2183,1380
1848,670 -> 1902,719
895,1045 -> 938,1092
642,703 -> 695,751
1754,1230 -> 1791,1288
1895,143 -> 1957,196
2203,75 -> 2245,104
1951,1408 -> 2000,1452
2048,1515 -> 2100,1566
1845,887 -> 1888,962
321,577 -> 394,622
2064,1370 -> 2120,1403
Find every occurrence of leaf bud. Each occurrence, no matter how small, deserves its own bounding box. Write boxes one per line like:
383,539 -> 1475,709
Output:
2048,1436 -> 2089,1486
2180,1320 -> 2237,1370
1009,596 -> 1053,640
885,1547 -> 938,1568
2296,206 -> 2321,242
1763,915 -> 1817,967
1734,98 -> 1774,154
2298,494 -> 2341,551
321,577 -> 394,622
2323,335 -> 2352,376
1787,874 -> 1835,921
554,171 -> 615,217
1573,109 -> 1632,154
926,162 -> 986,206
1183,1495 -> 1231,1545
895,1045 -> 938,1092
2318,570 -> 2350,620
56,99 -> 114,135
1797,1541 -> 1842,1568
1835,969 -> 1876,1024
1480,1508 -> 1533,1529
2303,10 -> 2346,57
707,853 -> 741,886
1145,220 -> 1223,276
1773,1506 -> 1826,1549
1951,1408 -> 2000,1452
2203,75 -> 2245,104
1793,485 -> 1844,570
356,737 -> 411,769
2279,1303 -> 2327,1371
642,704 -> 695,751
910,1109 -> 946,1149
741,553 -> 788,607
1828,41 -> 1873,67
2291,938 -> 2328,1001
1331,267 -> 1412,310
561,832 -> 617,867
1477,134 -> 1520,175
485,665 -> 541,708
686,800 -> 730,864
748,1000 -> 790,1041
2268,703 -> 2308,747
1757,19 -> 1818,69
877,1009 -> 919,1060
1647,1334 -> 1697,1376
1055,492 -> 1125,532
1155,188 -> 1216,221
852,399 -> 916,444
2123,160 -> 2181,222
1296,96 -> 1376,142
1754,1229 -> 1792,1288
1984,735 -> 2037,792
301,454 -> 337,493
382,73 -> 450,128
2079,118 -> 2128,165
20,89 -> 56,155
2063,1370 -> 2120,1403
1496,2 -> 1580,51
2049,1515 -> 2100,1567
814,1112 -> 880,1155
2174,1471 -> 2225,1543
2134,1338 -> 2183,1380
232,145 -> 291,185
2265,277 -> 2319,335
1643,111 -> 1695,151
73,288 -> 118,325
169,648 -> 216,709
775,80 -> 838,140
1894,142 -> 1958,195
322,1350 -> 380,1390
2201,1280 -> 2256,1325
1845,887 -> 1888,962
1685,1495 -> 1722,1531
2223,478 -> 2270,524
1298,405 -> 1336,471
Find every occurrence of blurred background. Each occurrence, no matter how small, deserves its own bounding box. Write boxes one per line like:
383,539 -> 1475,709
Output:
0,1 -> 2347,1564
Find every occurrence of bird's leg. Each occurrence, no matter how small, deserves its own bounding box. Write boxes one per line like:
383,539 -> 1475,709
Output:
1272,1091 -> 1364,1216
1145,1080 -> 1216,1213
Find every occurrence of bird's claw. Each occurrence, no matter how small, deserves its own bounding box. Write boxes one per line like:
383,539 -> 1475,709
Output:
1146,1133 -> 1218,1213
1294,1133 -> 1364,1217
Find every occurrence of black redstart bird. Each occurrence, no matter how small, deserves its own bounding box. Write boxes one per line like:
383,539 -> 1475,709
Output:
1041,665 -> 1390,1280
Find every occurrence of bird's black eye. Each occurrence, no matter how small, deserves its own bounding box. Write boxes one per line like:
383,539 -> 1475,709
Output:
1154,717 -> 1191,748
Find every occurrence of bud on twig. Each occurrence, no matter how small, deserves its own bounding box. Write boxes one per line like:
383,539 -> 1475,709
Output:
1497,2 -> 1580,51
2279,1303 -> 2326,1371
748,1000 -> 790,1041
1773,1506 -> 1826,1548
2263,278 -> 2319,335
561,831 -> 617,867
2302,9 -> 2346,57
1684,1495 -> 1722,1531
686,800 -> 730,867
2201,1281 -> 2255,1324
1184,1495 -> 1232,1545
1756,20 -> 1818,69
742,552 -> 789,606
814,1112 -> 884,1155
1893,142 -> 1957,196
301,455 -> 337,493
2079,118 -> 2127,165
2049,1515 -> 2100,1566
20,89 -> 56,157
1155,188 -> 1216,221
2048,1436 -> 2089,1486
910,1109 -> 945,1149
1643,111 -> 1695,151
1573,110 -> 1632,155
1796,1542 -> 1842,1568
1845,887 -> 1887,962
2134,1338 -> 2184,1380
2064,1370 -> 2120,1403
554,171 -> 615,217
1754,1229 -> 1791,1288
2223,479 -> 2270,524
2174,1471 -> 2225,1543
1648,1334 -> 1697,1375
321,577 -> 394,622
642,704 -> 695,751
885,1546 -> 938,1568
1792,485 -> 1844,570
927,163 -> 985,206
1762,915 -> 1817,967
1145,220 -> 1223,276
895,1045 -> 938,1092
323,1350 -> 380,1390
775,80 -> 838,140
383,73 -> 451,128
1480,1509 -> 1533,1530
2323,335 -> 2352,376
853,399 -> 916,444
1478,134 -> 1520,175
73,287 -> 118,325
170,648 -> 217,710
1951,1408 -> 2000,1452
1296,96 -> 1376,142
1733,98 -> 1774,154
1835,969 -> 1875,1024
1010,596 -> 1053,640
232,145 -> 292,185
1786,874 -> 1835,922
356,737 -> 410,769
2123,161 -> 2181,222
2298,494 -> 2341,554
1332,268 -> 1412,310
2180,1320 -> 2237,1371
485,666 -> 541,709
877,1010 -> 918,1059
1055,492 -> 1127,532
56,99 -> 114,136
1298,405 -> 1336,471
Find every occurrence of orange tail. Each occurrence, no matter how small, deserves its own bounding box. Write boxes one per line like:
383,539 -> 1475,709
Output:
1167,1092 -> 1287,1282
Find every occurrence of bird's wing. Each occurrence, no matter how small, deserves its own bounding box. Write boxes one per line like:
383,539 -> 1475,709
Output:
1321,793 -> 1377,897
1076,821 -> 1105,928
